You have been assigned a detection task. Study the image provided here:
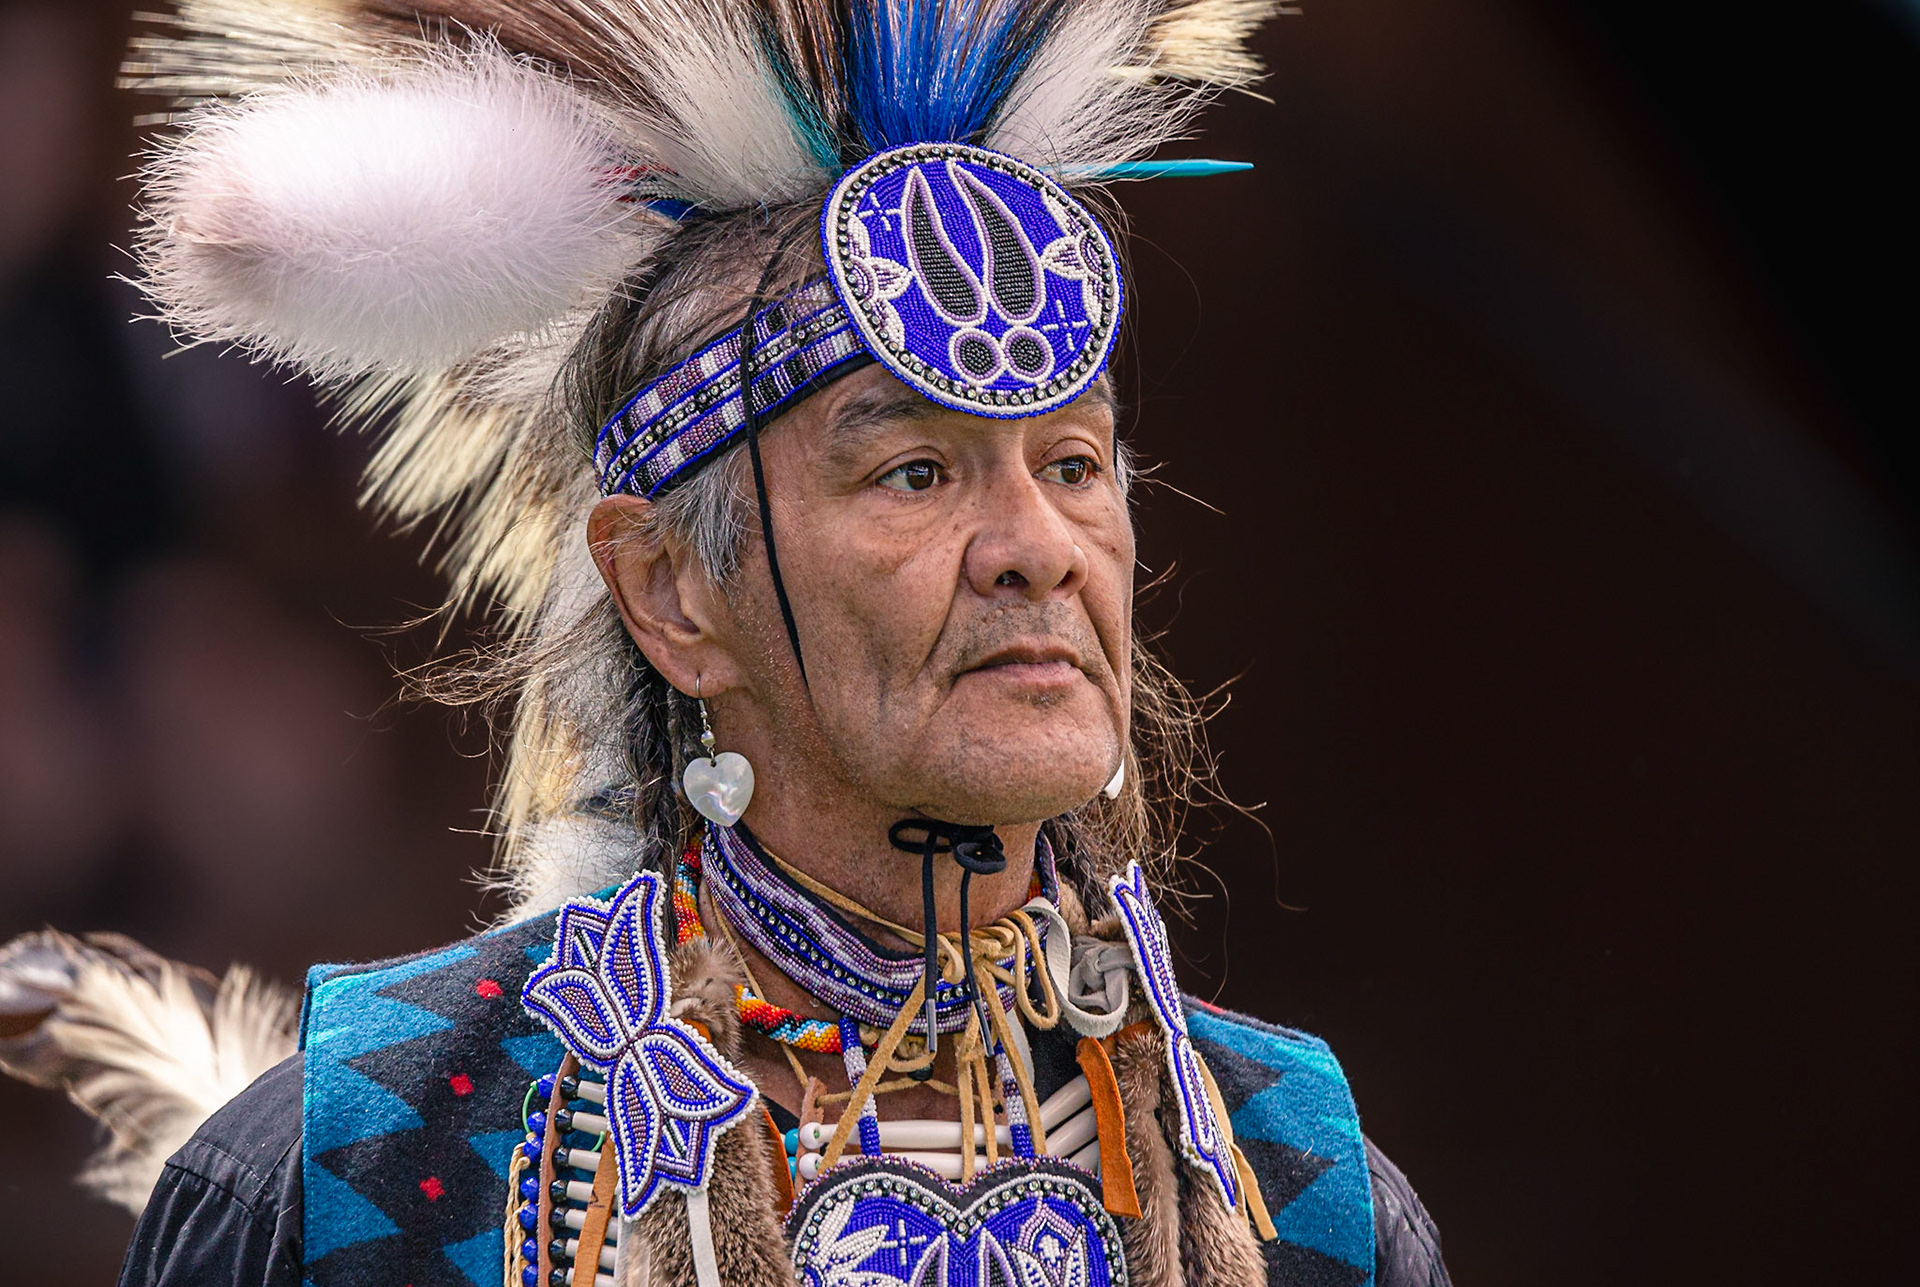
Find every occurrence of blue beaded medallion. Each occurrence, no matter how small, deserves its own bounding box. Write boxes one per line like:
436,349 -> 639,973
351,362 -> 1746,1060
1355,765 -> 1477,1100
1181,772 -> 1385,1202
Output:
521,871 -> 757,1217
1108,862 -> 1239,1213
822,143 -> 1122,418
788,1155 -> 1125,1287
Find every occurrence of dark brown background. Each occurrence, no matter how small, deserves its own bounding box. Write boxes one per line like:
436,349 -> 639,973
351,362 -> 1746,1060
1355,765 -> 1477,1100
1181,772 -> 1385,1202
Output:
3,2 -> 1915,1282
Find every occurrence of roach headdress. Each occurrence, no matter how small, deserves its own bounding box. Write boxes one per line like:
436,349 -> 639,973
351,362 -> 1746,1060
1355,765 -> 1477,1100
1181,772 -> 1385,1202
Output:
127,0 -> 1282,882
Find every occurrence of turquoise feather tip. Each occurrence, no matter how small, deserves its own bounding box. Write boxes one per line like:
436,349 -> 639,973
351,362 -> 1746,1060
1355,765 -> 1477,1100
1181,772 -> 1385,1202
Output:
1059,159 -> 1255,180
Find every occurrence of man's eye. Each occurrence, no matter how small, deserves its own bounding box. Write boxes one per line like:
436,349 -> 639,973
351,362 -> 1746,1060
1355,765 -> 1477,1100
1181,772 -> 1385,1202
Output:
877,460 -> 943,492
1041,456 -> 1098,486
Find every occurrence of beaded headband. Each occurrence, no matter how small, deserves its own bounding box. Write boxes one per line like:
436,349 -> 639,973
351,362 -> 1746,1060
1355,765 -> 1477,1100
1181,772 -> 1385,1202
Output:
594,143 -> 1123,498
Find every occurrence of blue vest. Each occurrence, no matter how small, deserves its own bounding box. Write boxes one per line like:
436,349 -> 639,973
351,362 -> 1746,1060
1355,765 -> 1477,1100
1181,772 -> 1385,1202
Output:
298,910 -> 1375,1286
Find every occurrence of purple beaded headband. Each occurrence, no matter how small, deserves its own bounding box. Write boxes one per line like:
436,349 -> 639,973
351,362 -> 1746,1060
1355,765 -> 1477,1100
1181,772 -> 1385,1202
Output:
594,143 -> 1123,498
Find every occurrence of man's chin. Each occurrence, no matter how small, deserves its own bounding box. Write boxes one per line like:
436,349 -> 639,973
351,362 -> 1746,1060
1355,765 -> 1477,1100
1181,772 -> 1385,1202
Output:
894,731 -> 1117,826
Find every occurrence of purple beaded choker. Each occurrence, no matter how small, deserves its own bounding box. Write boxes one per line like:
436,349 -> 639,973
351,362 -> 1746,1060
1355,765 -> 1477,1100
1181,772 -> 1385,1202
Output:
702,822 -> 1056,1035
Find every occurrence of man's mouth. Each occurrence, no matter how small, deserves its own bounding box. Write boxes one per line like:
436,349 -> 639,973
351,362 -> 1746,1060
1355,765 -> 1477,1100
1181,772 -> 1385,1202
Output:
958,642 -> 1086,687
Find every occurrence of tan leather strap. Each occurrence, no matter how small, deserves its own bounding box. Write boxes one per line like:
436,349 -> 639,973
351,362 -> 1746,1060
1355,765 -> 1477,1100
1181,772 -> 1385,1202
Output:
1076,1036 -> 1141,1219
536,1054 -> 580,1287
1194,1046 -> 1278,1242
571,1139 -> 620,1286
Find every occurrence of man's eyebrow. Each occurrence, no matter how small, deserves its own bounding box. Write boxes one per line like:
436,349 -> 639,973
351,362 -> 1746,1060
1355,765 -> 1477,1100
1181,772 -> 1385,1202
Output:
818,383 -> 946,472
820,374 -> 1118,471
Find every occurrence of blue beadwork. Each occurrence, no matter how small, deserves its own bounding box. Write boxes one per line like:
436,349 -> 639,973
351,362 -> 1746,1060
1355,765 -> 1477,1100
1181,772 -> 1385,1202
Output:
786,1155 -> 1124,1287
521,872 -> 758,1218
705,823 -> 1055,1036
1109,861 -> 1239,1214
822,143 -> 1121,419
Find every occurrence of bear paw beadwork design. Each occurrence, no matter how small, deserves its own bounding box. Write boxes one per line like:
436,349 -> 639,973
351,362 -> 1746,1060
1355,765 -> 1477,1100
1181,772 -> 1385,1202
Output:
822,143 -> 1121,419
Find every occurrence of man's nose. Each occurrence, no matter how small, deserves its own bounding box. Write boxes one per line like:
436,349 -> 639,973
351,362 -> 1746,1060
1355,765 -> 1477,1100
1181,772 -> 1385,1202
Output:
961,466 -> 1088,601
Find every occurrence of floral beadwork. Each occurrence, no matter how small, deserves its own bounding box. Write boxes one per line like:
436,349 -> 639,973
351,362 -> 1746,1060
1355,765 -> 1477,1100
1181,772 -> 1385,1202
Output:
786,1155 -> 1124,1287
520,871 -> 757,1217
821,142 -> 1121,419
1107,861 -> 1239,1213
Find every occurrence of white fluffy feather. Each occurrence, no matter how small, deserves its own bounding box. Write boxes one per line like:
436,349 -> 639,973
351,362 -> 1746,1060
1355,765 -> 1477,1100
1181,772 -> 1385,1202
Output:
139,41 -> 658,381
0,932 -> 298,1215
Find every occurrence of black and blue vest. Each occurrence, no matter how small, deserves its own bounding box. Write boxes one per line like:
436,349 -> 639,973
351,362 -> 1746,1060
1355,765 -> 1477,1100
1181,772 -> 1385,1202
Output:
297,909 -> 1377,1286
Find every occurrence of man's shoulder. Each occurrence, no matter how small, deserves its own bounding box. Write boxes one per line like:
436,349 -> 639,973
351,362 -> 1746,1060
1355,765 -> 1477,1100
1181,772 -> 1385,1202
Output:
175,1051 -> 304,1211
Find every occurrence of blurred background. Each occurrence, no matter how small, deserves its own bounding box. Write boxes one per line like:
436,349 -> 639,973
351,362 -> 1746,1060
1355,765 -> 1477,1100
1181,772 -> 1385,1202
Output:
2,1 -> 1915,1282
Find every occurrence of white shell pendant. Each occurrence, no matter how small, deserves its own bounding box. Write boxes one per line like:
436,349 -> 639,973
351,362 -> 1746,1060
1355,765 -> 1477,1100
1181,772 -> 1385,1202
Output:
683,752 -> 755,827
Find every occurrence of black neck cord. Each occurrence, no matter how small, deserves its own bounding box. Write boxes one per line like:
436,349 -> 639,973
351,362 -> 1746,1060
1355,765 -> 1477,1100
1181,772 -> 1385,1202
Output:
887,819 -> 1007,1076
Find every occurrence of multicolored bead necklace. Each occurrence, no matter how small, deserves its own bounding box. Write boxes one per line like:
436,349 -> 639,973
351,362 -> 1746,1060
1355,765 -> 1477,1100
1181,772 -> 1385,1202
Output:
683,823 -> 1055,1046
672,832 -> 1054,1056
673,839 -> 844,1054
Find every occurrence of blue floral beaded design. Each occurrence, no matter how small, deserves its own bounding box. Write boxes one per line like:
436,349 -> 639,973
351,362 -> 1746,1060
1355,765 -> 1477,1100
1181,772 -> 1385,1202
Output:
520,871 -> 757,1217
822,142 -> 1121,419
1108,861 -> 1240,1214
787,1156 -> 1124,1287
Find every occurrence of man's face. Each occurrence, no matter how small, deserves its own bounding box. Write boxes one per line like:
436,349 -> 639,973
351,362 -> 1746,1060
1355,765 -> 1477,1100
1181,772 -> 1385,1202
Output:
712,365 -> 1133,826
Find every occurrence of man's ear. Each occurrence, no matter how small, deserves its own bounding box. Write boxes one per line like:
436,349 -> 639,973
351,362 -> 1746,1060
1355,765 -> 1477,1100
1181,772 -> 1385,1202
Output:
586,495 -> 741,697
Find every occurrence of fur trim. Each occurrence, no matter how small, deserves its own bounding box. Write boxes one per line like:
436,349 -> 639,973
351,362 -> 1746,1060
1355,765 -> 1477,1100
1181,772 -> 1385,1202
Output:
615,934 -> 793,1287
495,808 -> 656,920
0,931 -> 297,1215
1113,1023 -> 1186,1287
138,40 -> 659,382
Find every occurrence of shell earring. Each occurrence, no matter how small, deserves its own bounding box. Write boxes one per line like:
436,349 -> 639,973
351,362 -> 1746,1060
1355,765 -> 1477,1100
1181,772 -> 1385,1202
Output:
681,684 -> 755,828
1103,760 -> 1126,800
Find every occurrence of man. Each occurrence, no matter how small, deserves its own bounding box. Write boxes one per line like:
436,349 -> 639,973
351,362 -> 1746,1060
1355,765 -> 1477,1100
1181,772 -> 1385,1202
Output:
0,3 -> 1448,1284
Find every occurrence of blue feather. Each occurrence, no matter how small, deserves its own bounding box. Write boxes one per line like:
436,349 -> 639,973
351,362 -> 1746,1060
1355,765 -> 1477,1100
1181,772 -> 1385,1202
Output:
844,0 -> 1064,153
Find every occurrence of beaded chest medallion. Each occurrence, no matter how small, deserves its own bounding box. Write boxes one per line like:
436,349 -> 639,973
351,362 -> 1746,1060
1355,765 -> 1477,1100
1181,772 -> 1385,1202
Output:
788,1155 -> 1125,1287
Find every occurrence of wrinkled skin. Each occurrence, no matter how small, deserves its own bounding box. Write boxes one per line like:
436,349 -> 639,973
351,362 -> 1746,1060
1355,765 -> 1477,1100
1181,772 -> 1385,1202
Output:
591,366 -> 1133,944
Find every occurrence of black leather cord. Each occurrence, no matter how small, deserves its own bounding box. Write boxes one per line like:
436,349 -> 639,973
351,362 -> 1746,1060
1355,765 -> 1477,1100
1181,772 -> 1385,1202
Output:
888,819 -> 1008,1072
736,222 -> 817,688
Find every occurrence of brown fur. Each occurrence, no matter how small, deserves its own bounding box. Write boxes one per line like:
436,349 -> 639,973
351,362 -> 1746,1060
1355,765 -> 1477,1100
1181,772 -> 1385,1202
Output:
1112,1014 -> 1269,1286
1113,1023 -> 1186,1287
614,939 -> 797,1286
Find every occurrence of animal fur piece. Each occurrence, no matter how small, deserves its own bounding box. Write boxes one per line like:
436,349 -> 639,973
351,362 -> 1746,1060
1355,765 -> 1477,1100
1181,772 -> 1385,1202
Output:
0,930 -> 298,1215
138,40 -> 656,381
615,936 -> 795,1287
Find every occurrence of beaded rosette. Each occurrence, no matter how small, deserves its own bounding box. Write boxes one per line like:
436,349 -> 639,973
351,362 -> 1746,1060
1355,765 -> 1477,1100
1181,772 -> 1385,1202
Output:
594,141 -> 1123,499
821,142 -> 1121,418
787,1155 -> 1124,1287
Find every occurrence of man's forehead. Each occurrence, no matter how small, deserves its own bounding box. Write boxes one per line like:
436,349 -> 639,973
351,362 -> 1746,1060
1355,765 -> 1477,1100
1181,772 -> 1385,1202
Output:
819,370 -> 1117,454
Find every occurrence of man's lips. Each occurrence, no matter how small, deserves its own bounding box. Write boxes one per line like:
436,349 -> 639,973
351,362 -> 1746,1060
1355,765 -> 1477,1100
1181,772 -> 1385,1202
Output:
957,643 -> 1087,684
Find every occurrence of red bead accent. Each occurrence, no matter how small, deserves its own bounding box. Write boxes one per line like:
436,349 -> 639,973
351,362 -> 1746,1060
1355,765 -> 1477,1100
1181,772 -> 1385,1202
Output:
448,1073 -> 474,1097
419,1176 -> 445,1201
474,978 -> 504,1000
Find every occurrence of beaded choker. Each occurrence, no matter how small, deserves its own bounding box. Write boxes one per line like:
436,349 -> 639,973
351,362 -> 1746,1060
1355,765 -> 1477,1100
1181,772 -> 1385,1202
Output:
700,822 -> 1055,1037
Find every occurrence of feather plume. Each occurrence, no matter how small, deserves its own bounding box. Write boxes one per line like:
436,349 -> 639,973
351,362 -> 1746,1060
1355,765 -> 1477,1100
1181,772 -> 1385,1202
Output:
138,39 -> 659,382
346,2 -> 839,203
989,0 -> 1281,167
0,931 -> 298,1215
